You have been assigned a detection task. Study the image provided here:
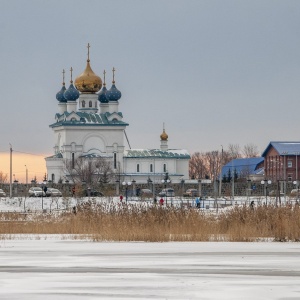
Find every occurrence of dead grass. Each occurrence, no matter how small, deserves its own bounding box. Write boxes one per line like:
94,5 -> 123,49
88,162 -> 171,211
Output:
0,203 -> 300,242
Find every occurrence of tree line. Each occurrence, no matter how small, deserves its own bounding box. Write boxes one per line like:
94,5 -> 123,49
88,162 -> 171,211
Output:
189,143 -> 259,181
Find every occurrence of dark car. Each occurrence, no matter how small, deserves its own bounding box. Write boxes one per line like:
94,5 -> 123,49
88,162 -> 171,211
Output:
84,189 -> 104,197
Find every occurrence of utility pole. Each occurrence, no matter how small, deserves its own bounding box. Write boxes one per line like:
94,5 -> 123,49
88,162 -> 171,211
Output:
218,145 -> 223,197
9,144 -> 12,198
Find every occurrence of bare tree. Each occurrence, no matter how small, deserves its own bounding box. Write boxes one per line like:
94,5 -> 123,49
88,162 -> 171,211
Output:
0,171 -> 8,183
228,144 -> 241,159
189,152 -> 208,179
243,143 -> 259,158
63,156 -> 113,187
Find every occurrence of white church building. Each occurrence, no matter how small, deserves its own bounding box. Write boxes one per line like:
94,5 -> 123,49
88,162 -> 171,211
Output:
45,45 -> 190,185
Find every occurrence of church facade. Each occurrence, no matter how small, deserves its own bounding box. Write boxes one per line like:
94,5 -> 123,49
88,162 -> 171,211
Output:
45,45 -> 190,185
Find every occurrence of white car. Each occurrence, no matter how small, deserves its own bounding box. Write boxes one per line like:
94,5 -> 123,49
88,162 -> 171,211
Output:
0,189 -> 6,197
28,187 -> 46,197
159,188 -> 175,197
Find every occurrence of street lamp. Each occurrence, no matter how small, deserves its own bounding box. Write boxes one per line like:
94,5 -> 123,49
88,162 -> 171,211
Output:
122,181 -> 132,204
161,173 -> 171,205
293,180 -> 299,200
261,179 -> 272,205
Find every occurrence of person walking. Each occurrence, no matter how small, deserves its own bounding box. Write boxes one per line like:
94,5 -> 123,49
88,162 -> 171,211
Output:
159,198 -> 164,206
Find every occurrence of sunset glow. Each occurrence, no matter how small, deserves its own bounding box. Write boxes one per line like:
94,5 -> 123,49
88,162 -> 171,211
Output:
0,153 -> 49,183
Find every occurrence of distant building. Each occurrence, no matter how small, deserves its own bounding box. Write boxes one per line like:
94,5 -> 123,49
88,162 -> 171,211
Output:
45,45 -> 190,184
221,157 -> 264,182
262,141 -> 300,182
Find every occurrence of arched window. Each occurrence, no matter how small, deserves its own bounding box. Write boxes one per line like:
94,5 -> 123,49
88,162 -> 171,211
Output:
137,164 -> 140,173
72,153 -> 75,169
163,164 -> 166,173
114,152 -> 117,169
89,101 -> 92,107
82,100 -> 85,108
95,101 -> 97,108
51,174 -> 55,182
150,164 -> 153,173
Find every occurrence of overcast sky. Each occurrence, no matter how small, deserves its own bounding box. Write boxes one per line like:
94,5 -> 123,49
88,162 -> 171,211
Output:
1,0 -> 300,161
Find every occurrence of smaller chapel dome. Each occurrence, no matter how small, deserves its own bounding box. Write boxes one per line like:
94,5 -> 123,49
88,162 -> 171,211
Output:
98,70 -> 108,103
64,67 -> 80,101
160,129 -> 168,141
74,43 -> 102,93
106,68 -> 121,101
98,86 -> 108,103
56,69 -> 67,102
56,85 -> 67,102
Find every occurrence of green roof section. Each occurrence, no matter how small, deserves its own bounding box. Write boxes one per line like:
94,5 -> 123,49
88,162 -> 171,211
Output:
124,149 -> 190,159
50,111 -> 129,128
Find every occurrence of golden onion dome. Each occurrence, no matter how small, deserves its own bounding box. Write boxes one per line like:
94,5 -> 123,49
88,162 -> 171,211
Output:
160,129 -> 168,141
74,43 -> 102,93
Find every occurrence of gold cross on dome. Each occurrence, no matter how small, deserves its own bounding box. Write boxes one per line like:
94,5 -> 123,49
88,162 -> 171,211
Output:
87,43 -> 90,61
112,67 -> 115,83
103,70 -> 106,85
62,69 -> 65,85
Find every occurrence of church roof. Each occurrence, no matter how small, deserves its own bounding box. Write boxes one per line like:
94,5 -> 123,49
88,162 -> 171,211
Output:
45,152 -> 63,159
124,149 -> 190,159
50,111 -> 128,128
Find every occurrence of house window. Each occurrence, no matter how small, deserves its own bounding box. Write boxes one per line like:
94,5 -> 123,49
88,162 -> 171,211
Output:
163,164 -> 166,173
137,164 -> 140,173
89,101 -> 92,107
288,173 -> 292,181
82,100 -> 85,108
150,164 -> 153,173
288,160 -> 292,168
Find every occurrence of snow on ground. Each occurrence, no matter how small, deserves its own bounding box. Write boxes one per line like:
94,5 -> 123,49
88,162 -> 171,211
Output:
0,195 -> 295,213
1,197 -> 300,299
0,239 -> 300,299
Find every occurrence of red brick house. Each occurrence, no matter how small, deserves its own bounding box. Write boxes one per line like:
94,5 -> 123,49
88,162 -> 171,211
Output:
261,142 -> 300,182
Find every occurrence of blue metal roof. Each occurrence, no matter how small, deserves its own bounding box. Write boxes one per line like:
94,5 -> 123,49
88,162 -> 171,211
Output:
261,141 -> 300,157
221,157 -> 264,177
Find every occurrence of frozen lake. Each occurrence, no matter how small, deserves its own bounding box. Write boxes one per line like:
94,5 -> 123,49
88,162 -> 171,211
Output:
0,239 -> 300,299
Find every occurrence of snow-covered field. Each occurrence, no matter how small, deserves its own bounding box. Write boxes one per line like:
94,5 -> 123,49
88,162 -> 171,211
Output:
0,239 -> 300,299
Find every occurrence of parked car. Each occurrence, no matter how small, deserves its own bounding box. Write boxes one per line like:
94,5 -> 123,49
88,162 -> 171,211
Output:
46,188 -> 62,197
290,189 -> 299,197
0,189 -> 6,197
269,190 -> 284,197
28,187 -> 46,197
84,189 -> 104,197
158,188 -> 175,197
183,189 -> 198,197
140,189 -> 153,197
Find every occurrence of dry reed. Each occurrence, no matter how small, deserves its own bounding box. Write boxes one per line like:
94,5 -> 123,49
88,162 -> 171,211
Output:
0,202 -> 300,242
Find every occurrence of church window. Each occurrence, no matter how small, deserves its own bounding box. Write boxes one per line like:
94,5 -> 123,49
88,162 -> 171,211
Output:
72,153 -> 75,169
163,164 -> 167,173
82,100 -> 85,108
89,101 -> 92,107
137,164 -> 140,173
51,174 -> 55,182
95,101 -> 97,108
150,164 -> 153,172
